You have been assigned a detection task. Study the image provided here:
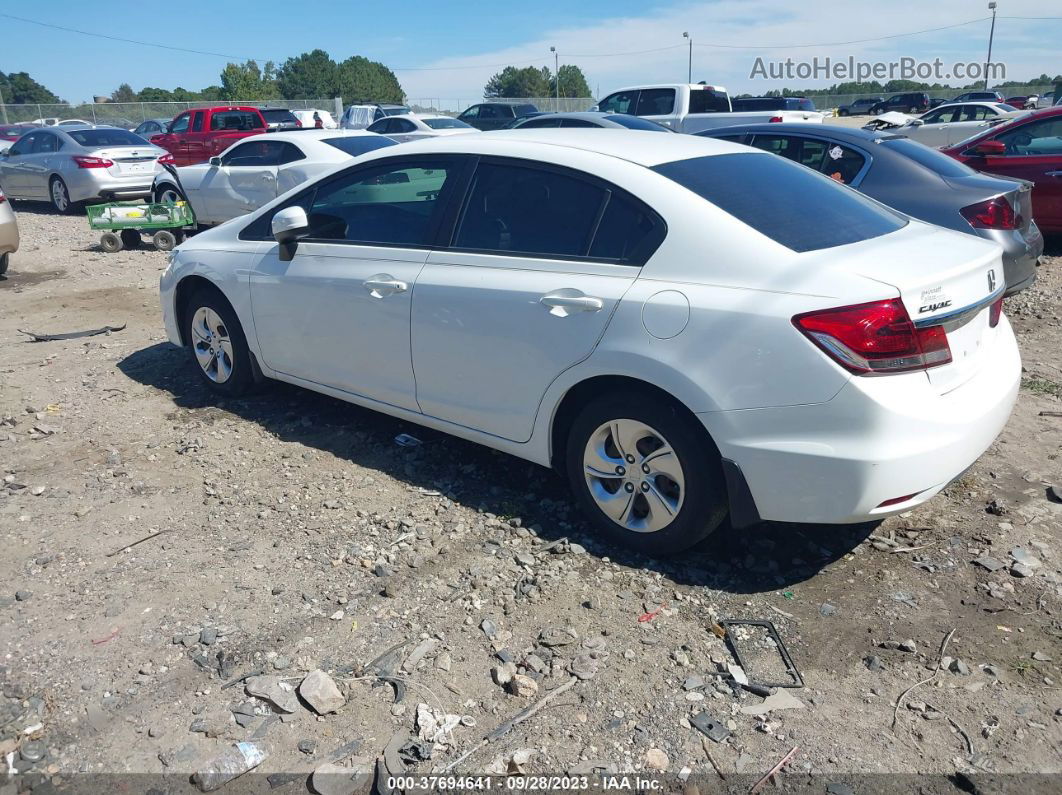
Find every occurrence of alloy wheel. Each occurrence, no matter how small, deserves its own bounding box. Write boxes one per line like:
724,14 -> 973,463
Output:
582,419 -> 685,533
190,307 -> 234,384
51,180 -> 69,212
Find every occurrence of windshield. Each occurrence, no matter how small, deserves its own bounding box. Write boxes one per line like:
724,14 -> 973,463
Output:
423,117 -> 472,129
323,136 -> 399,156
67,129 -> 151,147
653,153 -> 906,252
605,114 -> 672,131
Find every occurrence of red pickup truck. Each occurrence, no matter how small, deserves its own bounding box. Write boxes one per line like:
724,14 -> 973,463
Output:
150,106 -> 267,166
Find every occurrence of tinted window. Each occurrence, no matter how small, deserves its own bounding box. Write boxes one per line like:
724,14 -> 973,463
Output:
424,118 -> 471,129
994,116 -> 1062,155
210,111 -> 263,131
960,105 -> 991,121
34,133 -> 60,153
306,160 -> 455,246
588,192 -> 664,262
652,153 -> 906,252
459,106 -> 480,119
689,89 -> 731,114
392,119 -> 417,132
749,134 -> 828,170
882,137 -> 977,177
604,114 -> 671,131
636,88 -> 675,116
9,133 -> 39,156
518,117 -> 562,128
66,129 -> 148,147
322,136 -> 398,157
222,140 -> 289,167
598,90 -> 638,114
366,119 -> 389,133
171,113 -> 190,134
454,162 -> 607,257
191,111 -> 204,132
261,109 -> 297,123
277,142 -> 306,164
559,118 -> 600,128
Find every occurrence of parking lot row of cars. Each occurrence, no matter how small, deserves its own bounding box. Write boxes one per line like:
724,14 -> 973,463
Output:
0,80 -> 1056,550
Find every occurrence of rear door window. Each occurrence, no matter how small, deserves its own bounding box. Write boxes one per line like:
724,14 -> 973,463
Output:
689,89 -> 730,113
635,88 -> 676,116
588,192 -> 666,263
34,133 -> 60,153
653,153 -> 906,252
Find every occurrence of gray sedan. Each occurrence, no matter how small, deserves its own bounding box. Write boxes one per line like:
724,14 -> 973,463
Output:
698,124 -> 1042,295
0,126 -> 166,213
132,118 -> 172,137
0,186 -> 17,275
506,111 -> 674,132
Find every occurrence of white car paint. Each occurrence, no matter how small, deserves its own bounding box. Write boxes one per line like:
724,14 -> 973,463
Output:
891,102 -> 1024,148
291,109 -> 338,129
365,114 -> 477,143
152,130 -> 395,225
159,130 -> 1019,535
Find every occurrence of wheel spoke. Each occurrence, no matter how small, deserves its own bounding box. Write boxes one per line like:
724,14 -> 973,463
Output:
611,419 -> 645,461
191,321 -> 210,343
643,482 -> 679,528
215,351 -> 233,382
644,446 -> 683,485
584,439 -> 621,479
218,339 -> 234,360
597,488 -> 636,525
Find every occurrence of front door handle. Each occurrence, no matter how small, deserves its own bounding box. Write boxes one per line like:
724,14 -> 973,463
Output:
539,291 -> 604,317
1046,170 -> 1062,178
364,275 -> 409,298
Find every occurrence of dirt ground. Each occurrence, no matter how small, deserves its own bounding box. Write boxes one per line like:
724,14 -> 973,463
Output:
0,203 -> 1060,794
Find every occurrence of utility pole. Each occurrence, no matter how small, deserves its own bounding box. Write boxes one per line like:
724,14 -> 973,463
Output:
0,83 -> 7,125
984,2 -> 997,90
683,32 -> 692,83
550,46 -> 559,106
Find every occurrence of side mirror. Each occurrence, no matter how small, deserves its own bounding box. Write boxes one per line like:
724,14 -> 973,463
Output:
909,119 -> 924,126
588,105 -> 599,112
0,150 -> 9,158
272,206 -> 310,261
208,156 -> 222,167
973,140 -> 1006,156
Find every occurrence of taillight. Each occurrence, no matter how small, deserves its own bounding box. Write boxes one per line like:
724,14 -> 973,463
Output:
73,155 -> 113,169
793,298 -> 952,374
960,196 -> 1019,229
295,119 -> 303,127
989,297 -> 1003,327
157,153 -> 176,165
768,115 -> 783,123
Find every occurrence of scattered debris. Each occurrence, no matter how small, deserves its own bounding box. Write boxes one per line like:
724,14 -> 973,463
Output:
106,529 -> 166,557
193,741 -> 267,791
415,703 -> 463,750
299,670 -> 346,714
750,745 -> 799,794
245,675 -> 299,714
720,620 -> 804,688
394,433 -> 422,447
892,628 -> 955,729
740,689 -> 806,716
18,323 -> 126,342
644,748 -> 669,771
690,710 -> 730,743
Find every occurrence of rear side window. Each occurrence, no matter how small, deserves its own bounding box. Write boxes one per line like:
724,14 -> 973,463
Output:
322,136 -> 398,157
653,153 -> 906,252
453,161 -> 663,264
604,114 -> 671,131
689,89 -> 730,114
636,88 -> 675,116
519,117 -> 563,128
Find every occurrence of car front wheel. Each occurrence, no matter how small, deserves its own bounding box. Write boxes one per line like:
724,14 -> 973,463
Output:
565,392 -> 728,555
183,287 -> 255,397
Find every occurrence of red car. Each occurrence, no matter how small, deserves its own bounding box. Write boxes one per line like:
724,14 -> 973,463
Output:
149,106 -> 267,166
0,123 -> 36,144
942,106 -> 1062,233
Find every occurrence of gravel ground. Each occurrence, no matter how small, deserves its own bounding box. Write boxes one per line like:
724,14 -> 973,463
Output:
0,204 -> 1060,793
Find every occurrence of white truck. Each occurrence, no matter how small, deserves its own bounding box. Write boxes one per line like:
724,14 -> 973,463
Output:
590,84 -> 824,133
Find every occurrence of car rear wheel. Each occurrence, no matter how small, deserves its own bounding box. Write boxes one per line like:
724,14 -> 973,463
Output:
0,253 -> 9,275
183,287 -> 255,397
50,177 -> 75,214
565,392 -> 728,555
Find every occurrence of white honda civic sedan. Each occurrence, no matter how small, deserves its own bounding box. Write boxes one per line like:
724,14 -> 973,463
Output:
159,131 -> 1020,554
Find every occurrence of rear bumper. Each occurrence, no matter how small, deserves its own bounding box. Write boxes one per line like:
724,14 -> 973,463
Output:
0,203 -> 18,255
65,171 -> 157,203
701,317 -> 1020,525
997,222 -> 1043,295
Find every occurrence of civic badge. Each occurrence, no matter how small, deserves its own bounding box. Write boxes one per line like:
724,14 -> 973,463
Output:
987,269 -> 997,292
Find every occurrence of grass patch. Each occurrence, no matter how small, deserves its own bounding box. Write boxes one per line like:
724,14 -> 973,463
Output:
1021,378 -> 1062,399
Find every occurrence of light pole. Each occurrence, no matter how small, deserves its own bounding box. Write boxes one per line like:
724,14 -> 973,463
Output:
984,2 -> 997,90
683,32 -> 692,83
550,46 -> 559,106
0,84 -> 7,125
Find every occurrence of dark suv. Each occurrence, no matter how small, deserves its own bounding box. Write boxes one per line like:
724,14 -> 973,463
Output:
868,93 -> 930,115
731,96 -> 817,112
457,102 -> 539,131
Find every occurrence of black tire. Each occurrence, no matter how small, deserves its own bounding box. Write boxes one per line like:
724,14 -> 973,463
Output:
154,184 -> 184,204
565,391 -> 728,555
839,109 -> 849,117
49,176 -> 76,214
0,253 -> 9,275
99,232 -> 122,253
182,286 -> 255,397
119,229 -> 142,249
153,230 -> 177,251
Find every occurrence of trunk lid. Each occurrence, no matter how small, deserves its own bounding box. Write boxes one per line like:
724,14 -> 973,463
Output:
803,221 -> 1004,393
943,173 -> 1035,234
93,145 -> 161,178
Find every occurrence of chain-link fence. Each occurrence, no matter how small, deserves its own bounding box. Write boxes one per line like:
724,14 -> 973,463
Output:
0,99 -> 340,126
407,97 -> 595,115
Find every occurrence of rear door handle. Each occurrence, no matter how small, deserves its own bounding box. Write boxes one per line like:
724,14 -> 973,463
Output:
364,276 -> 409,298
1046,170 -> 1062,177
539,291 -> 604,317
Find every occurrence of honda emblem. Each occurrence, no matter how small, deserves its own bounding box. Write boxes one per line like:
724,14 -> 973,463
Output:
987,269 -> 997,293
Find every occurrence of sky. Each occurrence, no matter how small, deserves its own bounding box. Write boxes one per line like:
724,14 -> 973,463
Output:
1,0 -> 1060,105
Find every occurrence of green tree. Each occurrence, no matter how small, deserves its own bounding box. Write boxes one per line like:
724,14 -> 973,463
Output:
111,83 -> 137,103
484,66 -> 551,98
0,71 -> 62,103
220,60 -> 278,101
334,55 -> 404,103
276,49 -> 338,99
551,65 -> 591,98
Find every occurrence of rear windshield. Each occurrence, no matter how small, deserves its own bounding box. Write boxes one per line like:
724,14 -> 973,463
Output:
653,153 -> 906,252
605,114 -> 672,131
210,111 -> 264,131
881,137 -> 977,178
262,109 -> 296,122
322,136 -> 399,156
423,117 -> 472,129
66,129 -> 149,147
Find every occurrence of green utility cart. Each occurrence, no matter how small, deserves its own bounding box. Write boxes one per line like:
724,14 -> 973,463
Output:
86,200 -> 196,253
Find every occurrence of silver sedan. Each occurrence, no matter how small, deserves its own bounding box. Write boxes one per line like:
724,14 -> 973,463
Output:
0,125 -> 166,213
0,186 -> 17,275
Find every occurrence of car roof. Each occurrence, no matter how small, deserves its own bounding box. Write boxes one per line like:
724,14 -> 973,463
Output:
933,101 -> 1007,110
381,128 -> 748,167
700,123 -> 901,145
260,129 -> 381,143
